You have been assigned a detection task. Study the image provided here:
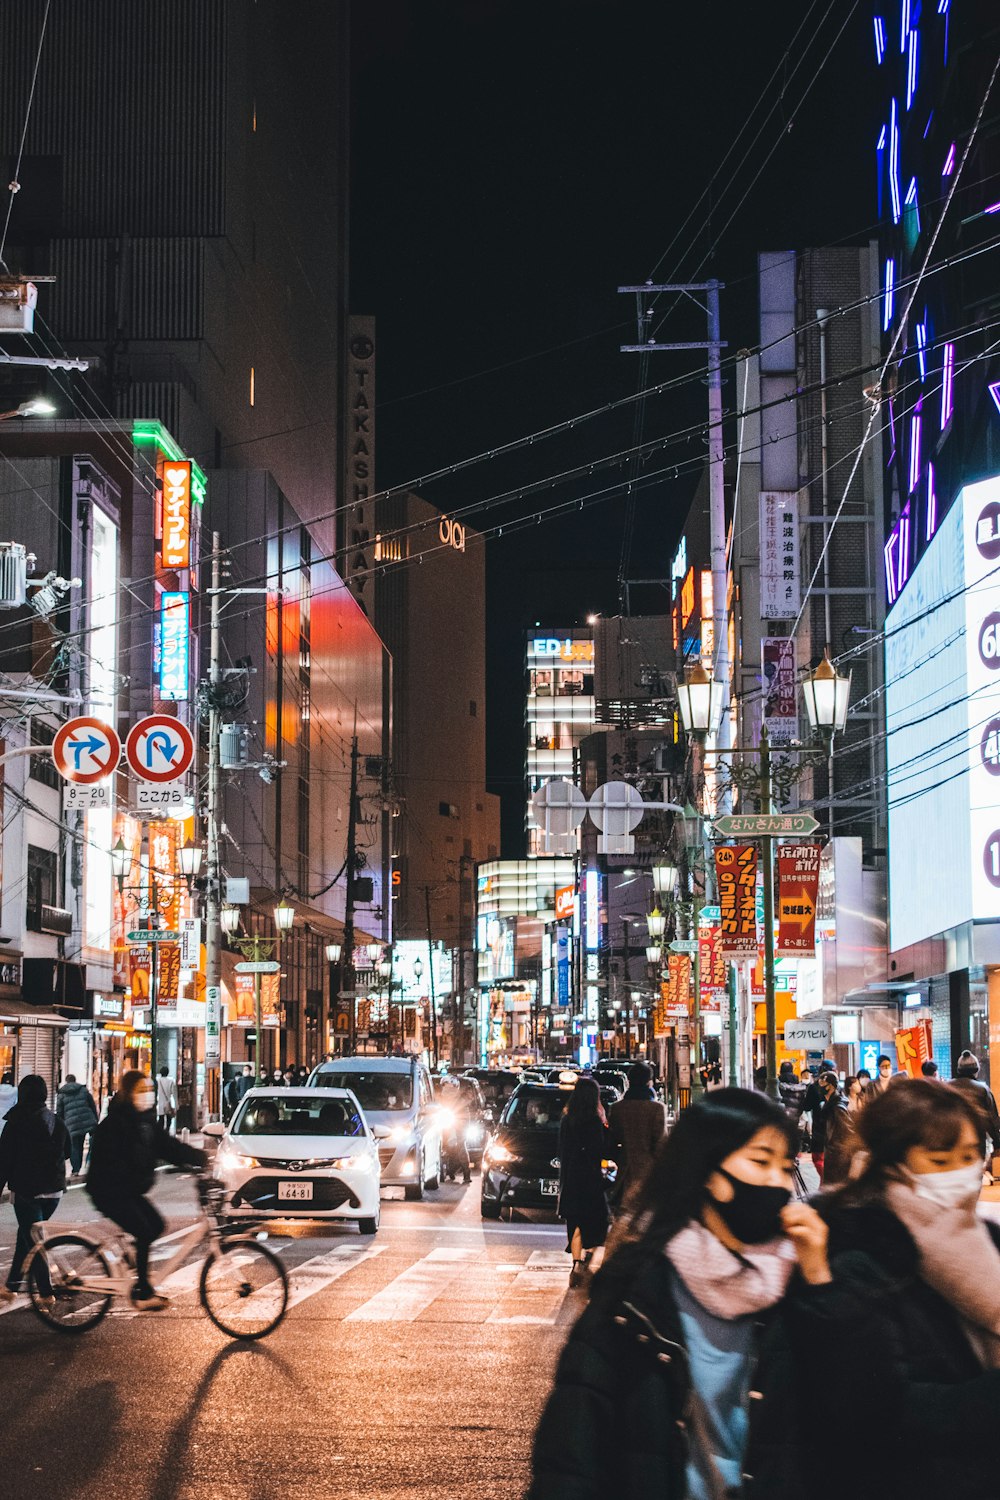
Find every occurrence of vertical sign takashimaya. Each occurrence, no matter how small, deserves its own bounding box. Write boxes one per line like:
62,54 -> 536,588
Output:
343,315 -> 377,615
759,491 -> 800,620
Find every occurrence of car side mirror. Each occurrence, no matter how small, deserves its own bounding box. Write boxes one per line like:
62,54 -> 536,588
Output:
203,1120 -> 225,1139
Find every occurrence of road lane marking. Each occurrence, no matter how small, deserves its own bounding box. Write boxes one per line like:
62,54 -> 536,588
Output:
345,1249 -> 476,1322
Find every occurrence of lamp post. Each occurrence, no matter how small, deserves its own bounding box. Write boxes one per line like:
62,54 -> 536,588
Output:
325,941 -> 342,1056
112,833 -> 186,1083
676,654 -> 852,1101
378,952 -> 393,1053
222,902 -> 296,1084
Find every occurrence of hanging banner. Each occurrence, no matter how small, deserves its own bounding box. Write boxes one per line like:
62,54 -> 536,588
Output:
128,946 -> 151,1003
661,953 -> 691,1017
895,1018 -> 932,1078
698,923 -> 726,1013
762,637 -> 798,745
777,843 -> 822,956
715,845 -> 759,960
760,491 -> 800,619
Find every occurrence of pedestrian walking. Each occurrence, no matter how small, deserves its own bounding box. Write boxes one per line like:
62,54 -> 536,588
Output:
816,1070 -> 859,1186
86,1070 -> 205,1310
607,1062 -> 665,1210
864,1055 -> 893,1102
845,1075 -> 865,1112
802,1059 -> 836,1178
921,1059 -> 939,1078
155,1065 -> 178,1133
224,1063 -> 254,1120
948,1051 -> 1000,1166
815,1079 -> 1000,1499
558,1077 -> 610,1287
0,1069 -> 16,1122
55,1072 -> 99,1175
529,1088 -> 834,1500
0,1074 -> 70,1304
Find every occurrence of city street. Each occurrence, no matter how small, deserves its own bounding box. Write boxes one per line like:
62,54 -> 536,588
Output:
0,1171 -> 575,1500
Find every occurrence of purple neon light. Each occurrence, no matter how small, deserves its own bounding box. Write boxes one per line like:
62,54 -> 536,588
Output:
905,176 -> 921,234
885,500 -> 912,606
889,99 -> 901,223
874,14 -> 886,63
906,29 -> 919,109
942,141 -> 956,176
887,395 -> 897,465
941,342 -> 955,428
937,0 -> 949,12
989,382 -> 1000,416
984,202 -> 1000,216
909,410 -> 921,494
926,462 -> 937,541
915,320 -> 927,381
883,258 -> 895,332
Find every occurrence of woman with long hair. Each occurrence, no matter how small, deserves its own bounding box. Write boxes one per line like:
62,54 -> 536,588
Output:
530,1087 -> 832,1499
812,1078 -> 1000,1499
558,1077 -> 609,1287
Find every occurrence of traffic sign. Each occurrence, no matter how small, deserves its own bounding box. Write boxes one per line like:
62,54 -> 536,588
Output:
713,812 -> 820,838
126,929 -> 181,943
235,960 -> 281,975
669,939 -> 699,954
52,716 -> 121,784
125,715 -> 195,783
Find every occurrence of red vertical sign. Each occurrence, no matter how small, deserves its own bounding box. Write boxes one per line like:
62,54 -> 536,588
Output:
777,843 -> 822,956
715,845 -> 759,960
698,924 -> 726,1013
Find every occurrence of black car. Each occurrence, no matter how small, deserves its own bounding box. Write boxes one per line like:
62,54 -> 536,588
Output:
481,1083 -> 566,1219
461,1067 -> 521,1119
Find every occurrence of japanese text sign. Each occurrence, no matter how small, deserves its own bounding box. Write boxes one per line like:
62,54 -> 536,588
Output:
715,845 -> 759,959
760,491 -> 800,620
895,1018 -> 932,1078
698,923 -> 726,1013
777,843 -> 821,956
762,637 -> 798,745
160,461 -> 191,570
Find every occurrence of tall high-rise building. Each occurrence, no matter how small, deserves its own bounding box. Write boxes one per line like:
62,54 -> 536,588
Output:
525,626 -> 595,855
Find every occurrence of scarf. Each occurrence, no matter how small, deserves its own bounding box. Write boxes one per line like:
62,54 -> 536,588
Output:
664,1219 -> 797,1320
885,1180 -> 1000,1368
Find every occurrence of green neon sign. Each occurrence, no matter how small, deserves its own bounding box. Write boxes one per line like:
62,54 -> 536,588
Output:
131,419 -> 207,505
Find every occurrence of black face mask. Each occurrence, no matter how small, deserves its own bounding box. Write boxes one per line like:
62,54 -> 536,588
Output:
708,1168 -> 791,1245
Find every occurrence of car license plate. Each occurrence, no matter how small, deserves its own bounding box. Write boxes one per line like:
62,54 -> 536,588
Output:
278,1180 -> 313,1201
540,1180 -> 558,1196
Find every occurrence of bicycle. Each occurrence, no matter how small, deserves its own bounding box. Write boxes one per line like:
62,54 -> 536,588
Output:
22,1174 -> 289,1340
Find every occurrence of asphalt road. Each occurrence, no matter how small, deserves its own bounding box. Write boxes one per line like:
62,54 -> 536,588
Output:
0,1169 -> 577,1500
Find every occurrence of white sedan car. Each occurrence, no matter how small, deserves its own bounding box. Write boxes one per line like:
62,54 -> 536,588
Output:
212,1088 -> 381,1233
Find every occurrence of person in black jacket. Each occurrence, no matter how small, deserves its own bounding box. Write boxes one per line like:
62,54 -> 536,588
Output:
558,1077 -> 609,1287
949,1050 -> 1000,1162
86,1069 -> 206,1311
813,1079 -> 1000,1500
530,1088 -> 835,1500
55,1073 -> 99,1175
0,1073 -> 70,1302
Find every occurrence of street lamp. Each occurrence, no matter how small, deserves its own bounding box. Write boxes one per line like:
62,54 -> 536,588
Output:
224,904 -> 295,1083
325,942 -> 343,1057
802,649 -> 852,747
645,908 -> 666,941
325,941 -> 342,964
676,661 -> 726,742
220,905 -> 241,936
273,900 -> 295,934
177,840 -> 203,888
645,944 -> 661,965
413,957 -> 424,982
652,862 -> 678,898
111,837 -> 129,885
0,396 -> 56,421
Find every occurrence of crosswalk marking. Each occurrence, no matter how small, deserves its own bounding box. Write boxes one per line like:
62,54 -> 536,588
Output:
345,1248 -> 476,1322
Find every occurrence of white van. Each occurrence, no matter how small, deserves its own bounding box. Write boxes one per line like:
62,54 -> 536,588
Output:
308,1055 -> 441,1201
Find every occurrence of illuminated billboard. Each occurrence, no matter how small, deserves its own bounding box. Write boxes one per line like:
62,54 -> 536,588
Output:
160,461 -> 191,569
886,476 -> 1000,949
159,591 -> 190,701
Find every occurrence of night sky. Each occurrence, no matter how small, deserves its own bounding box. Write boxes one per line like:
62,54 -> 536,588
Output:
351,0 -> 878,849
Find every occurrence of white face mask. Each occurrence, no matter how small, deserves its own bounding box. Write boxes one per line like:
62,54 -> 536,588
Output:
134,1088 -> 155,1112
907,1162 -> 984,1212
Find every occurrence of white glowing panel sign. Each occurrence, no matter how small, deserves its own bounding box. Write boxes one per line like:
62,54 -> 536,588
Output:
760,491 -> 800,620
886,476 -> 1000,950
585,867 -> 600,950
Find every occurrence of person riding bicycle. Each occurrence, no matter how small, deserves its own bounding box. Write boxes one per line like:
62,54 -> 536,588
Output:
85,1070 -> 206,1311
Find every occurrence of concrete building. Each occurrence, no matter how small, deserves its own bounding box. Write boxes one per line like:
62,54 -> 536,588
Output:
375,492 -> 500,1052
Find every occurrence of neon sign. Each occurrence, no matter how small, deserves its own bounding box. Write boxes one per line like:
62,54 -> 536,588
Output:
531,638 -> 595,663
884,501 -> 912,606
160,462 -> 191,570
159,591 -> 190,701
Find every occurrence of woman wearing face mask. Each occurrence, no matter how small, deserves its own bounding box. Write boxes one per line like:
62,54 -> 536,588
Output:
812,1079 -> 1000,1500
86,1070 -> 206,1310
529,1088 -> 834,1500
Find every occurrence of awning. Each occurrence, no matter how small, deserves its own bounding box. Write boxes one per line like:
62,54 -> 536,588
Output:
0,998 -> 73,1028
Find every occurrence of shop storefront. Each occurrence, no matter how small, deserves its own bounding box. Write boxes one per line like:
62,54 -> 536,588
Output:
0,998 -> 70,1092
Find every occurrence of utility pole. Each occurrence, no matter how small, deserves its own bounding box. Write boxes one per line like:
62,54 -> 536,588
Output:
424,884 -> 439,1069
343,735 -> 359,1053
759,728 -> 779,1102
204,531 -> 223,1115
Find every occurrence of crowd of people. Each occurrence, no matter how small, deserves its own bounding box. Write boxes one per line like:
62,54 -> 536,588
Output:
533,1056 -> 1000,1499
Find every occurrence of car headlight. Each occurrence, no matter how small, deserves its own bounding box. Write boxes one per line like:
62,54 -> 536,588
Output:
465,1123 -> 484,1144
388,1126 -> 413,1146
331,1156 -> 357,1170
485,1143 -> 514,1166
437,1108 -> 456,1129
219,1147 -> 260,1170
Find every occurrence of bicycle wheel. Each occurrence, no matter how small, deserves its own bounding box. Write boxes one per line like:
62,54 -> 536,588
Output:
199,1239 -> 289,1340
27,1234 -> 114,1333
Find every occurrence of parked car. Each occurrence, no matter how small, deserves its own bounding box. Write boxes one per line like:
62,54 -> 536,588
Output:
307,1055 -> 441,1201
460,1068 -> 521,1118
208,1088 -> 381,1233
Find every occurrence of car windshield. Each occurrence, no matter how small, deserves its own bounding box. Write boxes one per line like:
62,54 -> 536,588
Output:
311,1071 -> 413,1111
502,1089 -> 563,1130
232,1095 -> 365,1137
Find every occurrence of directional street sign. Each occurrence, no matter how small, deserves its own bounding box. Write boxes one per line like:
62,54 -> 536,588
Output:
126,929 -> 181,943
713,812 -> 820,838
52,716 -> 121,784
235,960 -> 281,975
669,939 -> 699,954
125,715 -> 195,783
699,905 -> 721,923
